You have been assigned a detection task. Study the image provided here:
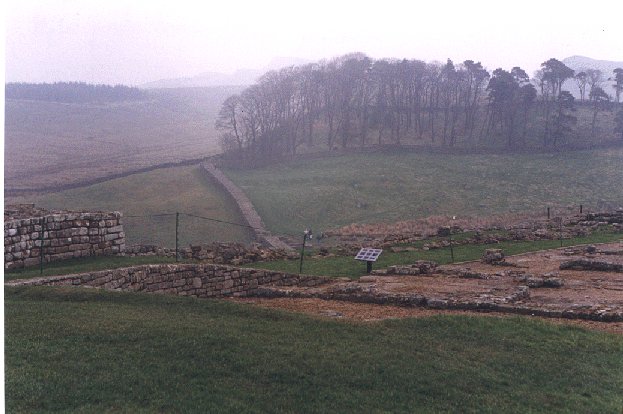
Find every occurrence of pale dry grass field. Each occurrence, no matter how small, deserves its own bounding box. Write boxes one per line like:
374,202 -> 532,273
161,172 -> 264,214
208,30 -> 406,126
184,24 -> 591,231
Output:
4,86 -> 242,191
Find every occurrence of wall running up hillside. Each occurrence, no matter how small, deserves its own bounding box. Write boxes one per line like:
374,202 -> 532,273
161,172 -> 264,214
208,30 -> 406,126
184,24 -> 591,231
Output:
201,161 -> 293,250
4,205 -> 125,270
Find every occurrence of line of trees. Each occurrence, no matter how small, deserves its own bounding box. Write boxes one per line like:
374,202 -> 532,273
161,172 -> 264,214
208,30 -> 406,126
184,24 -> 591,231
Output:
216,54 -> 623,163
5,82 -> 147,103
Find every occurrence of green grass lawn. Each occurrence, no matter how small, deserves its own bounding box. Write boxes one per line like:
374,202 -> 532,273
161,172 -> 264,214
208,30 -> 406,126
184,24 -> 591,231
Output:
5,287 -> 622,413
9,165 -> 253,247
247,230 -> 623,278
223,148 -> 623,235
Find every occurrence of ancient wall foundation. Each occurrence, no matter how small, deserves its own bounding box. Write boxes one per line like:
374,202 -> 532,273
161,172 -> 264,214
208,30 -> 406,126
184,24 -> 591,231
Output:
4,205 -> 125,270
125,242 -> 298,265
6,263 -> 330,298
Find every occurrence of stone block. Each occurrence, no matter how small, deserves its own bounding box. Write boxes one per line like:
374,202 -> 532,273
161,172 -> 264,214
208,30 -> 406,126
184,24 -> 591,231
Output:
481,249 -> 505,264
108,225 -> 123,233
104,233 -> 119,242
23,257 -> 40,267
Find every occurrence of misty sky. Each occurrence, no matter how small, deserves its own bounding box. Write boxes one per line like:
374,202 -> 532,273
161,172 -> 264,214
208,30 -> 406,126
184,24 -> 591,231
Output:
5,0 -> 623,86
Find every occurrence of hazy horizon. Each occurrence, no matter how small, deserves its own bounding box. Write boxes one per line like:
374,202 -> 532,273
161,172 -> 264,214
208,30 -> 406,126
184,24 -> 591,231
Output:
5,0 -> 623,86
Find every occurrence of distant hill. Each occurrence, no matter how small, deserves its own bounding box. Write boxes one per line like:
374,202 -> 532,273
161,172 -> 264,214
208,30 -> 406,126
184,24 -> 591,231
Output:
563,56 -> 623,75
5,82 -> 147,103
562,56 -> 623,100
141,69 -> 264,89
141,57 -> 312,89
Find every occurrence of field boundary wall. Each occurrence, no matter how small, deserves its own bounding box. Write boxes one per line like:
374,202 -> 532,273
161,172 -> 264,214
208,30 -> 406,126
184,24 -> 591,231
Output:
5,210 -> 125,270
200,161 -> 292,250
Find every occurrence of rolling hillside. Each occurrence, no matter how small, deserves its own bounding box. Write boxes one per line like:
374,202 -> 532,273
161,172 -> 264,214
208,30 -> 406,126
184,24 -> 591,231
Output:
562,55 -> 623,100
224,148 -> 623,235
4,86 -> 243,191
7,165 -> 253,246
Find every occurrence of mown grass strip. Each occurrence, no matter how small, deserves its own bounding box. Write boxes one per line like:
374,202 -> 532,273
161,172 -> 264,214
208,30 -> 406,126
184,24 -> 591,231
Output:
6,231 -> 622,281
248,230 -> 623,278
5,286 -> 623,413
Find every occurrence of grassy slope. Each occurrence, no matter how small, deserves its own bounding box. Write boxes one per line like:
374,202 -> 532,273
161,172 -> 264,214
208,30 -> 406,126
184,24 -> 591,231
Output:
10,165 -> 252,246
5,287 -> 622,413
4,86 -> 243,190
224,148 -> 623,235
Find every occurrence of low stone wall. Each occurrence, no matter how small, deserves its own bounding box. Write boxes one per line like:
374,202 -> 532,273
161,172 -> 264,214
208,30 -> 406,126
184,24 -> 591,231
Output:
256,284 -> 623,322
125,242 -> 298,265
5,263 -> 330,298
4,207 -> 125,270
200,161 -> 292,250
560,259 -> 623,272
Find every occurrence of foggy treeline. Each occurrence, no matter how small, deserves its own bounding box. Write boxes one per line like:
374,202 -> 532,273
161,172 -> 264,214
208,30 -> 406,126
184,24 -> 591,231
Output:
5,82 -> 146,103
216,53 -> 623,163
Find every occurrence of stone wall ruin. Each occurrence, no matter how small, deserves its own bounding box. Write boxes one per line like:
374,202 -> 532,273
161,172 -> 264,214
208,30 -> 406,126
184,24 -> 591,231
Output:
4,205 -> 125,270
6,263 -> 329,298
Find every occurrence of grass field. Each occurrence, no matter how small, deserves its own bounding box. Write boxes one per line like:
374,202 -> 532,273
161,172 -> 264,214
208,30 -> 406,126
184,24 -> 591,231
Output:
4,86 -> 243,190
224,148 -> 623,235
5,286 -> 622,413
9,165 -> 253,246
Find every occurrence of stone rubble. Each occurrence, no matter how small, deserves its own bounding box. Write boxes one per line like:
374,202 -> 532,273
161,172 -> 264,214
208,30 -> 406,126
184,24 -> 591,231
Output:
559,259 -> 623,272
125,242 -> 298,265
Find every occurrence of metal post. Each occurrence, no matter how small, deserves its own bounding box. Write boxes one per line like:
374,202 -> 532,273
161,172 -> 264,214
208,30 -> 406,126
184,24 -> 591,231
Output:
175,212 -> 179,262
39,218 -> 44,275
559,219 -> 563,247
580,204 -> 583,214
299,232 -> 307,274
449,216 -> 455,262
547,207 -> 550,219
449,233 -> 454,262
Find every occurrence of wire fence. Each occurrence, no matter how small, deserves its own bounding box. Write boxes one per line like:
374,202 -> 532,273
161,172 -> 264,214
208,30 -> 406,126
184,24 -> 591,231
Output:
122,203 -> 622,247
17,202 -> 623,276
122,212 -> 255,249
122,211 -> 304,249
